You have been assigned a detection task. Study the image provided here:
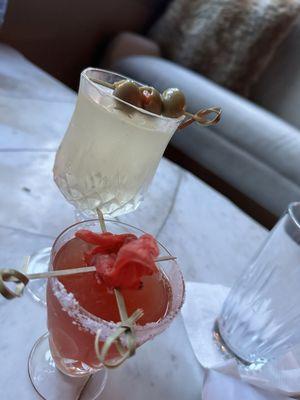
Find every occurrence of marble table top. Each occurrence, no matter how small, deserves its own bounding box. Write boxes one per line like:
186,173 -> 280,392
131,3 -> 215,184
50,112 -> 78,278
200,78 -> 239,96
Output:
0,43 -> 267,400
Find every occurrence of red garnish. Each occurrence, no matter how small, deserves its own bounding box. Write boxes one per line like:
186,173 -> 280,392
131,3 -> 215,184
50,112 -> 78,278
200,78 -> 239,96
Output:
75,229 -> 136,253
76,230 -> 159,290
83,246 -> 106,265
98,234 -> 159,289
75,230 -> 113,245
93,253 -> 117,278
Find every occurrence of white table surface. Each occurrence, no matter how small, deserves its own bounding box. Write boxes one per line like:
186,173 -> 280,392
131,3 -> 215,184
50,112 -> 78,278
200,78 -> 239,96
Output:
0,43 -> 267,400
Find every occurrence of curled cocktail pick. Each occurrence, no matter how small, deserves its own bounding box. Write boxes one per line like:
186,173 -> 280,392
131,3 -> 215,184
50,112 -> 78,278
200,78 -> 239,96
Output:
93,208 -> 144,368
0,257 -> 30,299
94,289 -> 144,368
0,256 -> 174,300
179,107 -> 221,129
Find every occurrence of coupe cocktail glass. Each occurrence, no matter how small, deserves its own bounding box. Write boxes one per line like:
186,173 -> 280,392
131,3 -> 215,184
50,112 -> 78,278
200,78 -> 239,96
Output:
214,202 -> 300,369
26,68 -> 184,303
28,219 -> 185,399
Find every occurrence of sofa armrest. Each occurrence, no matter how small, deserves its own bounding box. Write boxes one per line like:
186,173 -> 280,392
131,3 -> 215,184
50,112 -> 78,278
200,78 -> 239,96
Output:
113,56 -> 300,216
101,32 -> 160,68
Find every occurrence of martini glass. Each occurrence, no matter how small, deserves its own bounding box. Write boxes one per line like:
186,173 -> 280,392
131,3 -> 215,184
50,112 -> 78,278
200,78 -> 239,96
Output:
26,68 -> 184,304
28,219 -> 185,399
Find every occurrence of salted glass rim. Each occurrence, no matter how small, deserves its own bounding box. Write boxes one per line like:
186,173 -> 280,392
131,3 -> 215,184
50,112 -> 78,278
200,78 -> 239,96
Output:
288,202 -> 300,230
82,67 -> 185,124
49,219 -> 185,336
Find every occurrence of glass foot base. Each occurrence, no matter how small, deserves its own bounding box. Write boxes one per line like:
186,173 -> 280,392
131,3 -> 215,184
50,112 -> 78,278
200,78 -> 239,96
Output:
213,320 -> 267,371
26,247 -> 51,305
28,333 -> 107,400
213,320 -> 251,366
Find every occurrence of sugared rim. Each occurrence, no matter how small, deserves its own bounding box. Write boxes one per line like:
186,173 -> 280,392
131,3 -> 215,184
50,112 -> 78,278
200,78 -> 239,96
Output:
50,219 -> 185,337
82,67 -> 185,124
288,202 -> 300,230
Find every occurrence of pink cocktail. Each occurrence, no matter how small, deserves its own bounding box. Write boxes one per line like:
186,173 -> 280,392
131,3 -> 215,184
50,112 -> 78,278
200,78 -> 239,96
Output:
46,219 -> 185,379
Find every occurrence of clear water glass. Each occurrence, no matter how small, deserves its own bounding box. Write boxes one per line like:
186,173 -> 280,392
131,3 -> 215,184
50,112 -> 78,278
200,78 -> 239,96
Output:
215,202 -> 300,367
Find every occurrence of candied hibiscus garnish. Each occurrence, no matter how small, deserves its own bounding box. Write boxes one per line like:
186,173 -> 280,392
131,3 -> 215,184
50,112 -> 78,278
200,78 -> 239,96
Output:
75,229 -> 137,253
98,234 -> 159,290
76,230 -> 159,290
93,253 -> 117,278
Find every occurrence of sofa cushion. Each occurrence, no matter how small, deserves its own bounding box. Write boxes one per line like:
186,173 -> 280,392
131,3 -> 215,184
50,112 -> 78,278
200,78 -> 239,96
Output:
251,16 -> 300,131
150,0 -> 300,96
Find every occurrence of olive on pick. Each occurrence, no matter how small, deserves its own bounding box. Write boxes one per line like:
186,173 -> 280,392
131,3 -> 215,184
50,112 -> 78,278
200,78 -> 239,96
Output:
161,88 -> 186,118
139,86 -> 163,115
113,80 -> 142,108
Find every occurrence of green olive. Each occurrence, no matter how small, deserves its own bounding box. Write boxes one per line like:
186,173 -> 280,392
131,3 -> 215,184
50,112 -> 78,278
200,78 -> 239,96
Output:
161,88 -> 186,118
139,86 -> 162,115
113,80 -> 142,108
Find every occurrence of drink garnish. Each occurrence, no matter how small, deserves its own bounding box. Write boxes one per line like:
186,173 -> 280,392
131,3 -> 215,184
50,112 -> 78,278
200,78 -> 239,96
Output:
139,86 -> 163,115
76,230 -> 159,290
75,229 -> 137,253
90,76 -> 221,127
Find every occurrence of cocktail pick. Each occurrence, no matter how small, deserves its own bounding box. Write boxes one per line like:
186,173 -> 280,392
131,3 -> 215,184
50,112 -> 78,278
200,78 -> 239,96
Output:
178,107 -> 221,129
96,208 -> 107,232
27,255 -> 175,279
94,292 -> 144,368
93,209 -> 144,368
90,77 -> 221,128
0,257 -> 30,300
0,255 -> 175,300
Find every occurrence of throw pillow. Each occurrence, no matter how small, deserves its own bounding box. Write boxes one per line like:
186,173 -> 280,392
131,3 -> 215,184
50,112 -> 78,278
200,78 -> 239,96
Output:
150,0 -> 300,95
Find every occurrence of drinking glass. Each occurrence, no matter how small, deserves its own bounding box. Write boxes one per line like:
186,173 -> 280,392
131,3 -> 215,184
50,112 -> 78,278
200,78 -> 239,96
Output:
54,68 -> 184,217
26,68 -> 184,304
214,202 -> 300,368
28,219 -> 185,399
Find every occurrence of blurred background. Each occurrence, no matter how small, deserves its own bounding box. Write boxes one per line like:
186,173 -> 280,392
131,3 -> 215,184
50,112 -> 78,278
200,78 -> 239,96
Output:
1,0 -> 300,229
